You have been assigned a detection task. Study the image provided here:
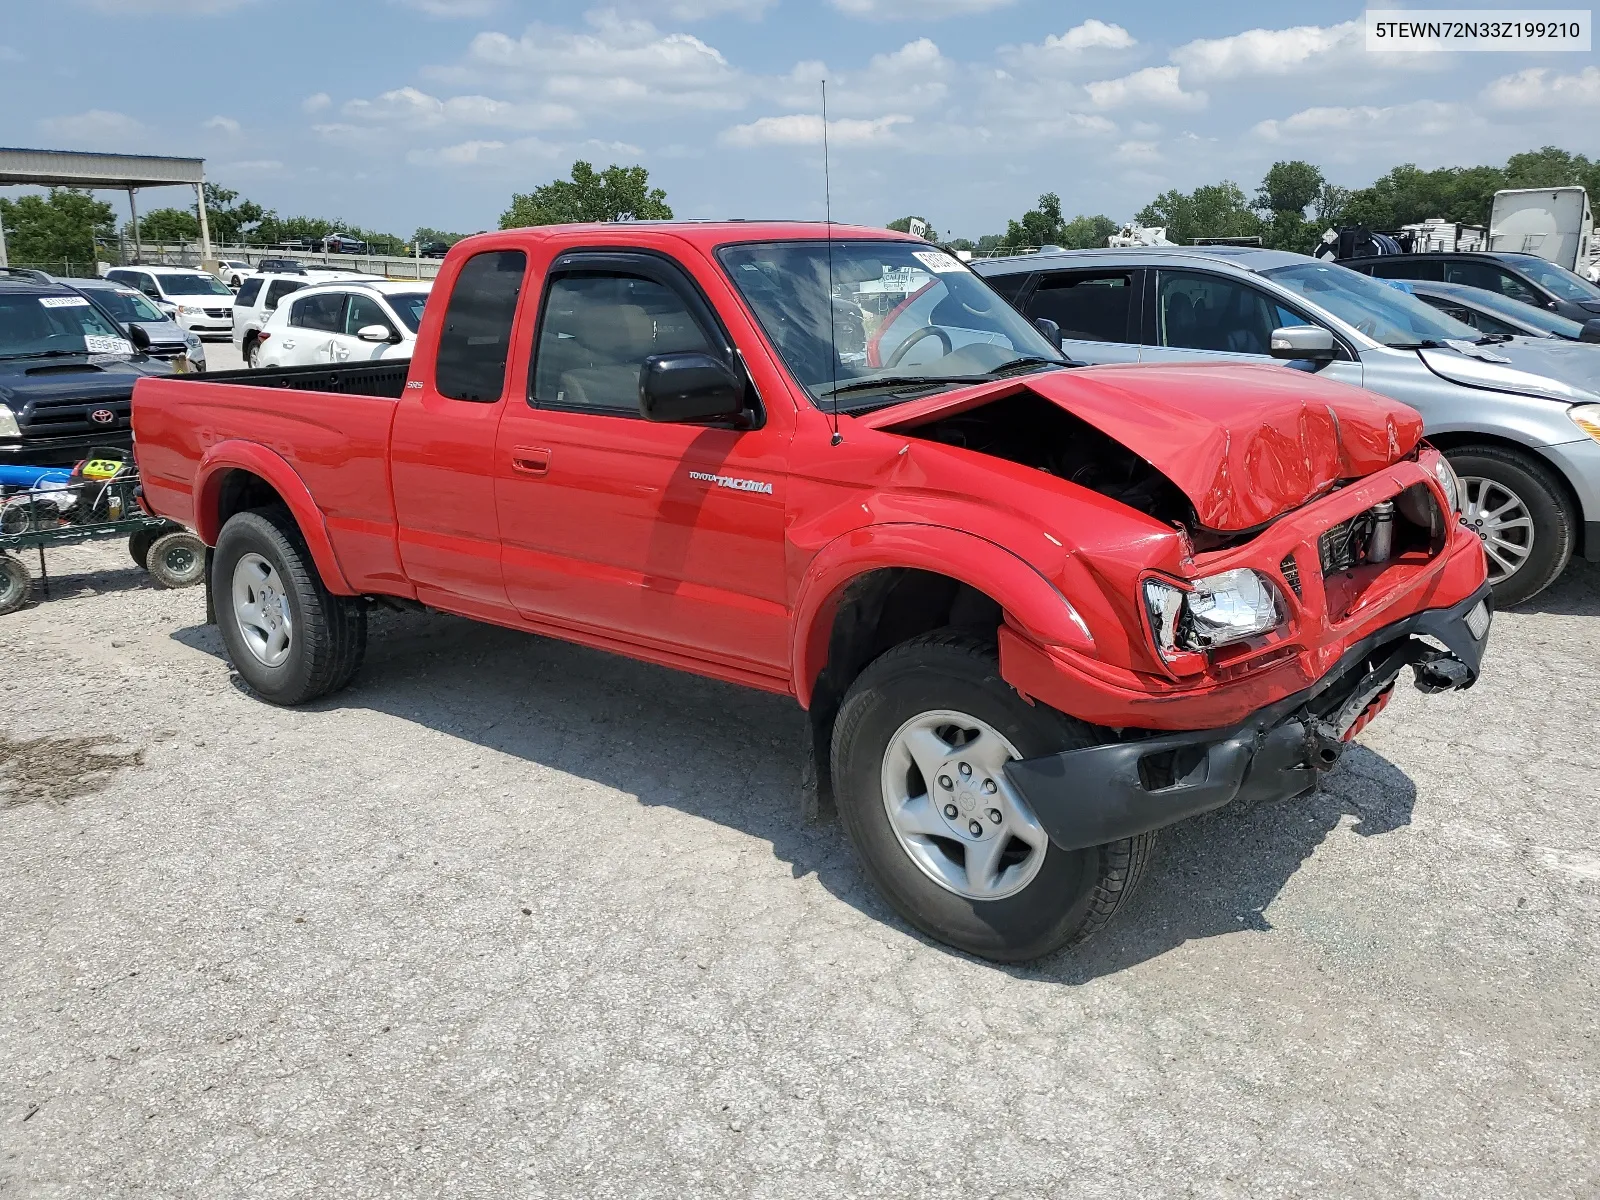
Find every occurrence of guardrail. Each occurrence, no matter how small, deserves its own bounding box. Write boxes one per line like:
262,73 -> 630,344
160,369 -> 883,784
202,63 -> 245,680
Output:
118,242 -> 444,280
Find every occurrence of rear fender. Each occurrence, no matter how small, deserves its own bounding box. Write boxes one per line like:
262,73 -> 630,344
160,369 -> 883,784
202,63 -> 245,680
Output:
194,439 -> 355,595
791,522 -> 1094,708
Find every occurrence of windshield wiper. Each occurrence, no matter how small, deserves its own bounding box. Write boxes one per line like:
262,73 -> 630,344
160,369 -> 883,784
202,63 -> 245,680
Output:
816,374 -> 980,400
985,355 -> 1070,377
0,350 -> 85,361
1387,340 -> 1448,350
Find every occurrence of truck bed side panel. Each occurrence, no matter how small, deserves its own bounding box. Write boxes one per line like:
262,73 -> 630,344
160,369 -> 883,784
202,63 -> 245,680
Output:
133,377 -> 405,593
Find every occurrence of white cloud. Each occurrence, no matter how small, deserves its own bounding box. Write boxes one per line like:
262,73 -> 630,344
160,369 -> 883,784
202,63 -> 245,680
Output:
220,159 -> 283,173
341,86 -> 577,131
38,109 -> 147,143
1172,21 -> 1359,82
769,38 -> 952,116
76,0 -> 256,10
390,0 -> 500,15
830,0 -> 1012,16
1112,139 -> 1161,164
446,12 -> 743,112
1253,100 -> 1466,143
720,112 -> 913,147
1482,66 -> 1600,110
301,92 -> 331,113
204,115 -> 241,135
0,45 -> 21,61
405,136 -> 560,165
639,0 -> 774,16
1042,19 -> 1135,54
1086,66 -> 1205,110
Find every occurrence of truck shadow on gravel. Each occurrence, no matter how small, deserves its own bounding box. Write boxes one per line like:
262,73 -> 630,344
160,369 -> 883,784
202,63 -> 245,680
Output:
175,610 -> 1419,980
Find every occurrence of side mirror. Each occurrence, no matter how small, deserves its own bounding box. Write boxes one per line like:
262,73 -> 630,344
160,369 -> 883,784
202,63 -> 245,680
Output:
639,352 -> 745,425
1581,318 -> 1600,344
357,324 -> 396,343
1033,316 -> 1063,350
126,324 -> 151,351
1269,325 -> 1336,362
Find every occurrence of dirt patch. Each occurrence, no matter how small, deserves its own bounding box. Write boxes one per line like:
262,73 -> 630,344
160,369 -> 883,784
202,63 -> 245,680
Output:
0,730 -> 144,808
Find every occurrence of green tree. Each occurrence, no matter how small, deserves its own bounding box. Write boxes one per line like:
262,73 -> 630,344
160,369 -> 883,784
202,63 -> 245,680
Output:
132,206 -> 199,242
412,226 -> 466,247
1059,214 -> 1116,249
1004,191 -> 1065,249
500,161 -> 672,228
1254,160 -> 1324,217
886,214 -> 938,241
202,183 -> 268,244
1339,162 -> 1506,229
943,237 -> 976,252
0,188 -> 115,265
1503,146 -> 1600,195
1137,181 -> 1263,245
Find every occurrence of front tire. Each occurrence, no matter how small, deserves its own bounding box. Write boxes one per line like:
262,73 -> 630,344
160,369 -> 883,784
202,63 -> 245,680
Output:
1447,445 -> 1573,607
212,507 -> 367,705
831,630 -> 1153,962
244,336 -> 260,369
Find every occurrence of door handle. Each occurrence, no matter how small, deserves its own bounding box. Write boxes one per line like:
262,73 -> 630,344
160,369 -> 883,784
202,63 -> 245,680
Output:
511,446 -> 552,476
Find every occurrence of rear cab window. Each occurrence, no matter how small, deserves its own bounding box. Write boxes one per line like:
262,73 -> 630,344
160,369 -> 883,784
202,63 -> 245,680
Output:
435,250 -> 527,402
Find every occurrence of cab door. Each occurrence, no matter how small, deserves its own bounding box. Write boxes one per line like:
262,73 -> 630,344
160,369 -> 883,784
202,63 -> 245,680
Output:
493,250 -> 791,676
1016,268 -> 1145,364
275,291 -> 343,365
390,247 -> 528,616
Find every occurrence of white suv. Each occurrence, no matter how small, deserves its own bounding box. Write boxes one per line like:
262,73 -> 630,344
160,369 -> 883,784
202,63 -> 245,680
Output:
254,280 -> 431,368
104,265 -> 236,338
232,268 -> 383,366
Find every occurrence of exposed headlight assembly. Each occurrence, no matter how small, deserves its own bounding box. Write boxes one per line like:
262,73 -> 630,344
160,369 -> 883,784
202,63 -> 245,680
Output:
0,403 -> 19,439
1144,569 -> 1286,660
1433,455 -> 1461,514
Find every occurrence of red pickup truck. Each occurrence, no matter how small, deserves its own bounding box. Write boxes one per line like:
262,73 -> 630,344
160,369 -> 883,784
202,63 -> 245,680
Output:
133,223 -> 1492,961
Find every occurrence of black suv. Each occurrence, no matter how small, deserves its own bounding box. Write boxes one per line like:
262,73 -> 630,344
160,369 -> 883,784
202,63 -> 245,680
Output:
0,276 -> 173,465
1338,250 -> 1600,323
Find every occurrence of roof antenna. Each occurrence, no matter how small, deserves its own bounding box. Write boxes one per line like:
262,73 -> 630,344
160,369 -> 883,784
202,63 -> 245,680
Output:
822,78 -> 842,447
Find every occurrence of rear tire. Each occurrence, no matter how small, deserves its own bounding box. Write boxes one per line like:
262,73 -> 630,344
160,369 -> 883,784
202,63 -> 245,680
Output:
245,336 -> 260,369
0,554 -> 32,614
128,527 -> 161,570
212,507 -> 367,705
831,630 -> 1153,962
1447,445 -> 1573,607
146,531 -> 207,588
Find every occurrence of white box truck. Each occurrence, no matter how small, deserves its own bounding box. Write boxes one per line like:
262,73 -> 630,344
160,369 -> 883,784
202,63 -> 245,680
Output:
1489,186 -> 1594,273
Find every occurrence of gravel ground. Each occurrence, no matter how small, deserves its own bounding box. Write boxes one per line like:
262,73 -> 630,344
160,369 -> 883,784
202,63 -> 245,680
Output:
2,540 -> 1597,1199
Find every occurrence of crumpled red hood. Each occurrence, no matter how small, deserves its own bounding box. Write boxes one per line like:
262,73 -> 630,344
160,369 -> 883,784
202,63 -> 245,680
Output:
862,361 -> 1424,530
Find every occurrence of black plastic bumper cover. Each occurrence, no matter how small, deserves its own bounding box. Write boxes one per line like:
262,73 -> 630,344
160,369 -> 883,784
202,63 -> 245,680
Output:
1004,582 -> 1493,853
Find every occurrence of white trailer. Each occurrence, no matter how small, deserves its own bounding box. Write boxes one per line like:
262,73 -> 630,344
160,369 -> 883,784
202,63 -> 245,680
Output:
1488,187 -> 1593,273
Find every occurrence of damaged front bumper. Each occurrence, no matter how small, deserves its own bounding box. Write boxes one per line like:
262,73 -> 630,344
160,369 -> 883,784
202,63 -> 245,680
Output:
1004,583 -> 1493,852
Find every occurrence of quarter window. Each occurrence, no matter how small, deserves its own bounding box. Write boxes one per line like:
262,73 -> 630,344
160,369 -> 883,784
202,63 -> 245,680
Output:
235,277 -> 263,306
264,279 -> 303,309
533,272 -> 714,414
436,250 -> 526,402
1443,261 -> 1540,305
1026,272 -> 1137,343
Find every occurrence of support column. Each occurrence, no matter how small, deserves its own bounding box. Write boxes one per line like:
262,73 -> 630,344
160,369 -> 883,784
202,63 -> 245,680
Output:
127,188 -> 140,264
0,214 -> 8,268
194,180 -> 213,266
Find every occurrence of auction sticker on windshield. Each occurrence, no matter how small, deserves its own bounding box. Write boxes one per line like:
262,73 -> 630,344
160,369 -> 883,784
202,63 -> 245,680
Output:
912,250 -> 964,274
39,296 -> 90,308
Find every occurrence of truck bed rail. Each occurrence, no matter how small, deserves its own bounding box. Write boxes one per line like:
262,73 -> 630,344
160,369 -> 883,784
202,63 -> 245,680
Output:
181,360 -> 410,398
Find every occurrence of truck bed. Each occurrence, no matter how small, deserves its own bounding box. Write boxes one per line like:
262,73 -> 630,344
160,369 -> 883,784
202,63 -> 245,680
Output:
183,359 -> 411,398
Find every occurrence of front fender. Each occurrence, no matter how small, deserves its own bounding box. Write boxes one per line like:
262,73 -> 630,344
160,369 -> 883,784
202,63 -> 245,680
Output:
790,522 -> 1093,708
194,439 -> 354,595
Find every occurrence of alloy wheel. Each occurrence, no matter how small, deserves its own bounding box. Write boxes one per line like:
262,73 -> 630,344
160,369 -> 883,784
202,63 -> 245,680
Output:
232,552 -> 293,666
1459,476 -> 1534,583
879,709 -> 1049,901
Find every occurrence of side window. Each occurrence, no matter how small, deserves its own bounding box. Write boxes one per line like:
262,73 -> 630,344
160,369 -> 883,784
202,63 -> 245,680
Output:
346,293 -> 393,337
291,292 -> 345,331
1026,272 -> 1136,343
984,271 -> 1032,308
1445,260 -> 1539,305
533,271 -> 714,414
1156,270 -> 1281,355
436,249 -> 526,402
235,277 -> 263,307
105,270 -> 131,287
138,274 -> 162,298
1495,270 -> 1540,305
264,279 -> 303,309
1367,258 -> 1444,281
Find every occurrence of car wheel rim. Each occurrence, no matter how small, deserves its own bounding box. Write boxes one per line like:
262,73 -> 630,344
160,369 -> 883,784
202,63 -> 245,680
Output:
165,545 -> 197,576
880,709 -> 1048,902
1459,476 -> 1534,582
232,552 -> 293,667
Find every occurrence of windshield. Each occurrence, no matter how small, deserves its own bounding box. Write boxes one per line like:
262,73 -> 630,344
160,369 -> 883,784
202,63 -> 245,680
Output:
1263,261 -> 1479,347
1433,282 -> 1587,337
161,273 -> 233,297
1509,256 -> 1600,302
92,288 -> 168,324
385,292 -> 428,332
0,293 -> 129,358
719,239 -> 1066,406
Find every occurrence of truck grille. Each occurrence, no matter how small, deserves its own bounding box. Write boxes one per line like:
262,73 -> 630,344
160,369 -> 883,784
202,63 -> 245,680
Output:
19,397 -> 130,437
204,307 -> 232,319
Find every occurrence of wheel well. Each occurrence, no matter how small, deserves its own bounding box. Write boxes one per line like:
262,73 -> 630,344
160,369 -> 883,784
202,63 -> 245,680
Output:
1427,432 -> 1587,551
805,568 -> 1003,798
213,469 -> 285,533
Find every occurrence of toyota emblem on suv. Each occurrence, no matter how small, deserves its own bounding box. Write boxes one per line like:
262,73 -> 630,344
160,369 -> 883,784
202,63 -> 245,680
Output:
90,409 -> 115,424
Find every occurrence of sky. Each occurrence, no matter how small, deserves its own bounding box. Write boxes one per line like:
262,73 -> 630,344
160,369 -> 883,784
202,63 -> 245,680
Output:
1,0 -> 1596,241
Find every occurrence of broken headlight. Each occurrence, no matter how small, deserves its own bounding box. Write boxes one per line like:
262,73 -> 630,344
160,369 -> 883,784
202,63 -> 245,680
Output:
1433,455 -> 1460,514
1144,569 -> 1286,659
